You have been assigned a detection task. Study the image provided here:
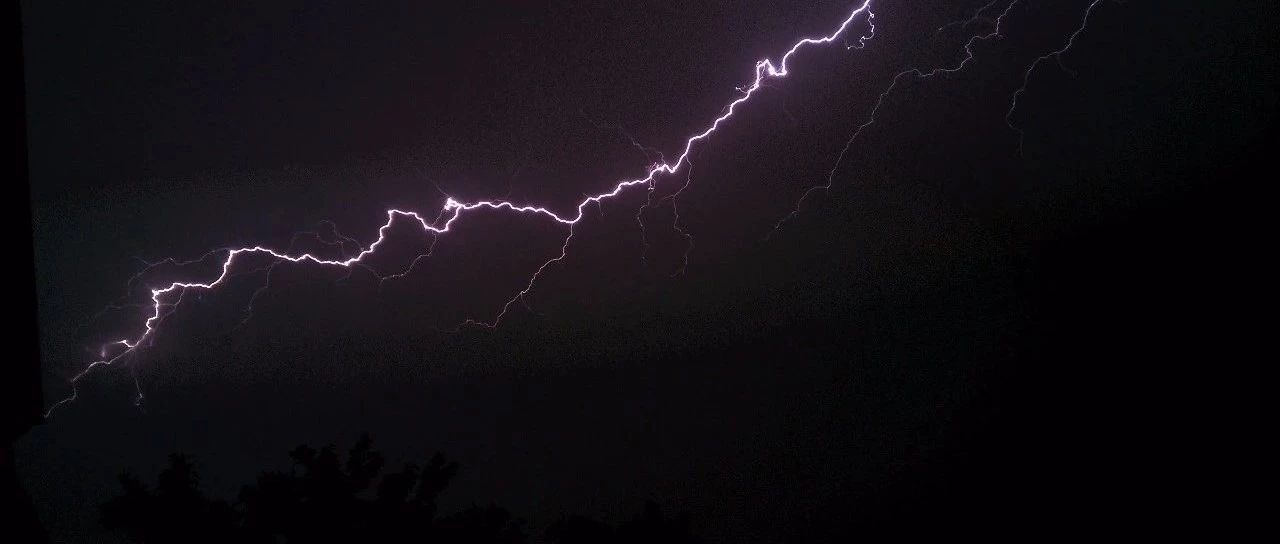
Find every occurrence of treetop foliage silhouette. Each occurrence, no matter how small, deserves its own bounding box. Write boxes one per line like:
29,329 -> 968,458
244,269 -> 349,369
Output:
101,434 -> 702,543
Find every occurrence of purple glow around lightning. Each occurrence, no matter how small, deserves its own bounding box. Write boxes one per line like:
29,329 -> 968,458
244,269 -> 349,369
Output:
48,0 -> 1108,416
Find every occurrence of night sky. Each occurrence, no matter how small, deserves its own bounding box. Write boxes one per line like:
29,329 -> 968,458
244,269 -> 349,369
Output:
16,1 -> 1277,542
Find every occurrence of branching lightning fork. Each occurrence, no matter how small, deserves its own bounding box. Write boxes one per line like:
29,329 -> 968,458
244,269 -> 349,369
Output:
47,0 -> 1108,416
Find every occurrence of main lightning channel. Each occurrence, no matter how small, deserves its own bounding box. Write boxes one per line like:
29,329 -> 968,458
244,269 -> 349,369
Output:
48,0 -> 1113,417
47,1 -> 877,417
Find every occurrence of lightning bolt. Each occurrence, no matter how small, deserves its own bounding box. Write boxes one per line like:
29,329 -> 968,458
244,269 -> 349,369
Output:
774,0 -> 1112,233
47,0 -> 1108,417
1006,0 -> 1107,154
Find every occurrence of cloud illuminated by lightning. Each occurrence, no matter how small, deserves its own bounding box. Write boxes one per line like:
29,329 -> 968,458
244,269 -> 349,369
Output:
47,0 -> 1109,416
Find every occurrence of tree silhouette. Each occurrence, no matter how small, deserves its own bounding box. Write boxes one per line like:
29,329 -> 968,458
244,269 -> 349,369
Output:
101,435 -> 524,543
101,435 -> 702,543
101,454 -> 239,543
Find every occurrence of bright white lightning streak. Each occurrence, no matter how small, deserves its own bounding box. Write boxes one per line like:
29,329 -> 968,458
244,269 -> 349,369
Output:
47,1 -> 878,416
49,0 -> 1108,417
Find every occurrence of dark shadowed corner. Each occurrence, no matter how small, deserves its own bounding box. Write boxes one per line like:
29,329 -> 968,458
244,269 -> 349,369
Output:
7,2 -> 50,542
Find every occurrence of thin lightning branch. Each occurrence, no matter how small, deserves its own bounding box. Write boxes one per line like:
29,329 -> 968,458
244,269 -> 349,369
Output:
376,205 -> 453,287
773,0 -> 1016,235
935,0 -> 1003,37
580,109 -> 668,166
1006,0 -> 1106,154
88,249 -> 234,327
636,151 -> 698,275
637,179 -> 657,267
772,0 -> 1104,234
462,1 -> 878,329
240,229 -> 339,326
317,219 -> 365,257
664,158 -> 698,277
319,220 -> 378,285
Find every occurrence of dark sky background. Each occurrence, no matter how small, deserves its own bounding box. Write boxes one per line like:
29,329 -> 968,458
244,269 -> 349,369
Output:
17,0 -> 1277,541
